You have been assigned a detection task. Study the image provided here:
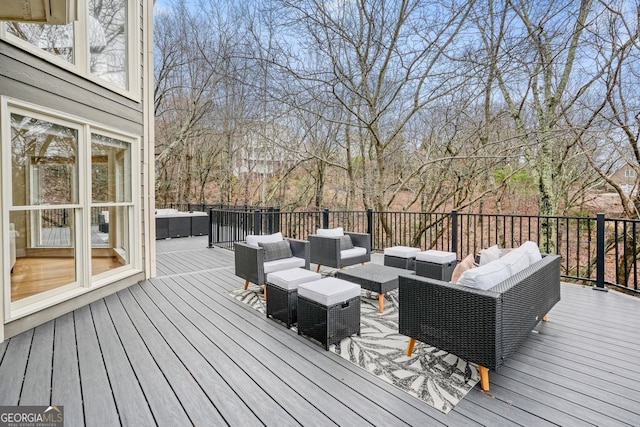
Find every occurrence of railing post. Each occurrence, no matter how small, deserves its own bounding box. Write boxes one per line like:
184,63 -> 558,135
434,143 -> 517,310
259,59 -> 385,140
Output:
267,207 -> 274,234
322,208 -> 330,229
274,207 -> 281,233
207,208 -> 214,248
595,213 -> 608,292
366,208 -> 374,251
451,210 -> 458,255
254,209 -> 262,235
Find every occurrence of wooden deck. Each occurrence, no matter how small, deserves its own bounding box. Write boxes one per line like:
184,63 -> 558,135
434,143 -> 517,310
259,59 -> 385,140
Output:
1,236 -> 640,426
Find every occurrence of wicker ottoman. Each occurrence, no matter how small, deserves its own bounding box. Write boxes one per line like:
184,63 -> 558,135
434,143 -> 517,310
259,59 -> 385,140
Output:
297,278 -> 361,350
383,246 -> 421,270
266,268 -> 321,327
415,250 -> 458,281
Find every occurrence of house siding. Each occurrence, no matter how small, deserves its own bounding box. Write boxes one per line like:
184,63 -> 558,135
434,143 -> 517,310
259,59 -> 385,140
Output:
0,43 -> 144,134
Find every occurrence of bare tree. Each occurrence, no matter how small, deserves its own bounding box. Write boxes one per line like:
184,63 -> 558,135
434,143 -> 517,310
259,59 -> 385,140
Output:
268,0 -> 477,240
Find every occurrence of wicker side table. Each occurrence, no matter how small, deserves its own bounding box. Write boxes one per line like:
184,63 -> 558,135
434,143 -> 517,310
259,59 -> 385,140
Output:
415,250 -> 457,282
383,246 -> 421,270
266,268 -> 321,327
297,278 -> 361,350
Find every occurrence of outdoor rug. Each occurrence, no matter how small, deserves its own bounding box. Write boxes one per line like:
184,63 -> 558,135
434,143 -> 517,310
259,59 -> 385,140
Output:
230,287 -> 479,414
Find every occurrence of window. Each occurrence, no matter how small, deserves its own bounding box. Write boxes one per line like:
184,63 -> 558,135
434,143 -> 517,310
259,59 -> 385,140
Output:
625,169 -> 636,178
4,100 -> 138,310
2,0 -> 137,95
89,0 -> 129,89
91,133 -> 133,277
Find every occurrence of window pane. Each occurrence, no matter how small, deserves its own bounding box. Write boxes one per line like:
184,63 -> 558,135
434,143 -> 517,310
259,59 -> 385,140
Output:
90,0 -> 128,89
10,209 -> 78,302
92,206 -> 130,276
11,114 -> 78,206
6,22 -> 75,64
92,134 -> 132,203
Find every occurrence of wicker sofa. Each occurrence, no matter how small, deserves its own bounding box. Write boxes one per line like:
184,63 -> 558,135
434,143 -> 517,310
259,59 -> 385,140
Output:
398,254 -> 561,391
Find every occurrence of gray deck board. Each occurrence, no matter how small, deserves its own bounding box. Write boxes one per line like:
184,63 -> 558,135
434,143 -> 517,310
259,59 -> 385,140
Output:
21,321 -> 54,405
74,305 -> 119,427
483,372 -> 621,426
135,282 -> 301,427
2,235 -> 640,426
496,364 -> 636,426
461,384 -> 579,427
150,278 -> 352,427
511,348 -> 640,402
52,313 -> 83,427
115,289 -> 226,426
0,339 -> 7,359
128,284 -> 265,426
0,329 -> 33,405
102,293 -> 192,427
90,299 -> 156,426
522,330 -> 640,375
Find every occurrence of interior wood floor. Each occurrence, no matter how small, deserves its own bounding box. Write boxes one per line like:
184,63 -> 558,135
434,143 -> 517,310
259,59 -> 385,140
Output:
11,256 -> 124,302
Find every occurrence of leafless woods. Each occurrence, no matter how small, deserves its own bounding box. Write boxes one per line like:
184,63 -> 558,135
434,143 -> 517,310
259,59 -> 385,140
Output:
154,0 -> 640,218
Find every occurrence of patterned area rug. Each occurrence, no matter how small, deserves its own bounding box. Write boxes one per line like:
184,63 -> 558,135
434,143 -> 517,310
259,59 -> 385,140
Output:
230,287 -> 479,414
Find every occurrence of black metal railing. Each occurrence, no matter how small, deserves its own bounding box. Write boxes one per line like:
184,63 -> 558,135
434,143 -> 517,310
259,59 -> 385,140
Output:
203,206 -> 640,294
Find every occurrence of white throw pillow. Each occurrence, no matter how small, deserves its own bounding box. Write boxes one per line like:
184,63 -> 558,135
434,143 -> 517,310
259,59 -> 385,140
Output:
316,227 -> 344,237
477,245 -> 501,265
246,232 -> 283,247
519,241 -> 542,264
498,247 -> 531,275
457,260 -> 511,291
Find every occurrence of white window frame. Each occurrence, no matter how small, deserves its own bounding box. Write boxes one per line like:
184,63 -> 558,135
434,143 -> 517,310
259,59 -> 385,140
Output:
0,1 -> 140,100
1,96 -> 141,321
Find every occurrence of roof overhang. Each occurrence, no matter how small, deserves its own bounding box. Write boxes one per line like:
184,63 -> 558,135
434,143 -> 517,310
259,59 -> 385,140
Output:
0,0 -> 76,25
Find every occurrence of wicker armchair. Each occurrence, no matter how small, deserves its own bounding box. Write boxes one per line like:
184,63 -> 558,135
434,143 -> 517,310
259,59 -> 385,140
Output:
399,254 -> 561,391
309,230 -> 371,272
234,237 -> 310,290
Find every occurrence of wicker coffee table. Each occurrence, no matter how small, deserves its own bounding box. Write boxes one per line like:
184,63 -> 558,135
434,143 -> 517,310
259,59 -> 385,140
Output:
336,264 -> 414,312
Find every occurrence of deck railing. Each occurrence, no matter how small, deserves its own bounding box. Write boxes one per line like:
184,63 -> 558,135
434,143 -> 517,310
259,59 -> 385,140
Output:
160,204 -> 640,294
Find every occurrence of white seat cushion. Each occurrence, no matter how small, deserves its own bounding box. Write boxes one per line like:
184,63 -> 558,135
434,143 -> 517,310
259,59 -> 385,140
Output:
316,227 -> 344,237
263,256 -> 306,274
416,250 -> 456,264
246,232 -> 284,247
457,260 -> 511,290
383,246 -> 421,258
155,208 -> 179,216
298,277 -> 361,306
341,247 -> 367,259
267,268 -> 321,290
